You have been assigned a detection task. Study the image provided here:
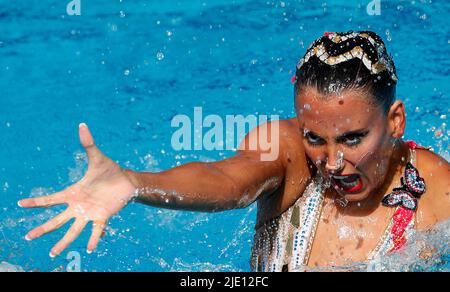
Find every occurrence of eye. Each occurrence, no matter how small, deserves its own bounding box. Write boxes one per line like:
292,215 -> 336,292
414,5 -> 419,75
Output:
304,131 -> 326,146
338,131 -> 369,147
343,135 -> 362,146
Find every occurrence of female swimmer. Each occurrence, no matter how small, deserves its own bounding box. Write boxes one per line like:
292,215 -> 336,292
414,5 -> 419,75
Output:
19,31 -> 450,271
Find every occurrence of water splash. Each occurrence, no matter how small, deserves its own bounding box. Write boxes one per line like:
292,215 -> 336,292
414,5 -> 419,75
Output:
367,220 -> 450,272
0,261 -> 24,272
305,219 -> 450,272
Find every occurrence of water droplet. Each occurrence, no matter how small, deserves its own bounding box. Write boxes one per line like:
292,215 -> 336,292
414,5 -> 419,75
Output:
385,29 -> 392,42
156,52 -> 165,61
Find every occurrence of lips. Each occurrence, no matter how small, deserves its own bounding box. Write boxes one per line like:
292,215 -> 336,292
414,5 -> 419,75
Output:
331,174 -> 363,194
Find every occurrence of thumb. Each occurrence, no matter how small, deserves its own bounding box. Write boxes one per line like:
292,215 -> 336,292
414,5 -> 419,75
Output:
79,123 -> 103,162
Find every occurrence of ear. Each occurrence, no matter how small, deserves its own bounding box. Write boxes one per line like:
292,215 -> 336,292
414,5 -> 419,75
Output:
387,100 -> 406,139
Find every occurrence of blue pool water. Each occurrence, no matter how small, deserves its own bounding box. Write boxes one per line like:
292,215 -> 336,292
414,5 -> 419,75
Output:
0,0 -> 449,271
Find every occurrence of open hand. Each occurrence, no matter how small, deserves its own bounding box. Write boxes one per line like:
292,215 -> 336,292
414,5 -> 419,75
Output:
19,124 -> 137,257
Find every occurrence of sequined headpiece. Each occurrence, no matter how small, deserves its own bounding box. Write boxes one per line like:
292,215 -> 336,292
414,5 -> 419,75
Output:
296,31 -> 398,82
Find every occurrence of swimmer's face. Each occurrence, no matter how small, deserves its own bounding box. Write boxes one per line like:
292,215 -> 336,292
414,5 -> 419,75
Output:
295,87 -> 406,202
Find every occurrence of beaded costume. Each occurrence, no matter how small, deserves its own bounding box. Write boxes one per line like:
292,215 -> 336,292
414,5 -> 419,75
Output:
251,141 -> 427,272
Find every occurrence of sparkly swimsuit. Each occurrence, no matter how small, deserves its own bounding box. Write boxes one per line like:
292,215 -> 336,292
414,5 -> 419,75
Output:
250,141 -> 427,272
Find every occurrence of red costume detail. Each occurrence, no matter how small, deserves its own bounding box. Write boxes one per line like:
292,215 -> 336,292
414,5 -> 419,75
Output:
387,140 -> 427,252
291,75 -> 297,84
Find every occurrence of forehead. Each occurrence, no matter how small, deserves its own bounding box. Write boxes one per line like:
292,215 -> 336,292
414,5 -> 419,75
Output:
295,88 -> 382,133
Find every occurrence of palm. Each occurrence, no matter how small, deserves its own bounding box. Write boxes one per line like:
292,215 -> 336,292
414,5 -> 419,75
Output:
19,124 -> 136,257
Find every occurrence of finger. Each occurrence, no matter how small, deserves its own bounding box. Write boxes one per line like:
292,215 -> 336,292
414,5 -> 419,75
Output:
78,123 -> 103,163
19,191 -> 68,209
87,220 -> 107,253
50,218 -> 88,257
26,210 -> 72,241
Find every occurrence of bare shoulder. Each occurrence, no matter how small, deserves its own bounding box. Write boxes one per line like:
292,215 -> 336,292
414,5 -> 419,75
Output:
277,117 -> 309,170
278,118 -> 305,157
416,148 -> 450,230
238,117 -> 304,162
241,118 -> 312,226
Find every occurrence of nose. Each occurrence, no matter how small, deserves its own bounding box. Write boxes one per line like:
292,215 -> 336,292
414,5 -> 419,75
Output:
325,148 -> 345,174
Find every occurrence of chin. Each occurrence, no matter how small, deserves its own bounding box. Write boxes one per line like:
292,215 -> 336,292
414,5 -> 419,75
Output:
343,192 -> 370,202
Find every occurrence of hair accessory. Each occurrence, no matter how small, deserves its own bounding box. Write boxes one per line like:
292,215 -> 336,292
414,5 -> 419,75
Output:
296,31 -> 398,82
291,75 -> 297,84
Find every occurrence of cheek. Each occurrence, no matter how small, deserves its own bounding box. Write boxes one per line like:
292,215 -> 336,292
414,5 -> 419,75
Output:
349,145 -> 382,168
350,128 -> 390,167
303,143 -> 325,165
352,144 -> 392,185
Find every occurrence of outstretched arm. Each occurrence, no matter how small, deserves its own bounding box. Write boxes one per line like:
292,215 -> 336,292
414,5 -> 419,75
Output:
19,123 -> 287,257
125,150 -> 285,212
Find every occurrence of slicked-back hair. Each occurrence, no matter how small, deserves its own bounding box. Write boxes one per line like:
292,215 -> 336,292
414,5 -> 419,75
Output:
294,31 -> 398,114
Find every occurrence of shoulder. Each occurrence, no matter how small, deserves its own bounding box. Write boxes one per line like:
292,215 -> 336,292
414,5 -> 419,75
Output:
238,117 -> 305,164
240,118 -> 313,225
416,148 -> 450,230
240,118 -> 303,143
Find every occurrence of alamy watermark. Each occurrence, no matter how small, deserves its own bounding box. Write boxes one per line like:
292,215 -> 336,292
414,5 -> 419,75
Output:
171,107 -> 280,161
67,0 -> 81,16
65,1 -> 381,18
367,0 -> 381,16
66,251 -> 81,272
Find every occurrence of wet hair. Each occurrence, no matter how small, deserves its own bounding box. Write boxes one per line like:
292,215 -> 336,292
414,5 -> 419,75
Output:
294,31 -> 398,114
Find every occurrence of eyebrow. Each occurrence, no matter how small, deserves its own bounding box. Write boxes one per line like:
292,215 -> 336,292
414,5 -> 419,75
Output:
335,129 -> 370,142
303,128 -> 369,141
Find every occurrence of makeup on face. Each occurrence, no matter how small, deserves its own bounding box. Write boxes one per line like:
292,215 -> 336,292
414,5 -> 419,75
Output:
300,128 -> 370,196
331,173 -> 364,194
296,88 -> 395,201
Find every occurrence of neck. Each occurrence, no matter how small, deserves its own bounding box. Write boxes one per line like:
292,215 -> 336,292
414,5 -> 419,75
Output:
330,141 -> 410,217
